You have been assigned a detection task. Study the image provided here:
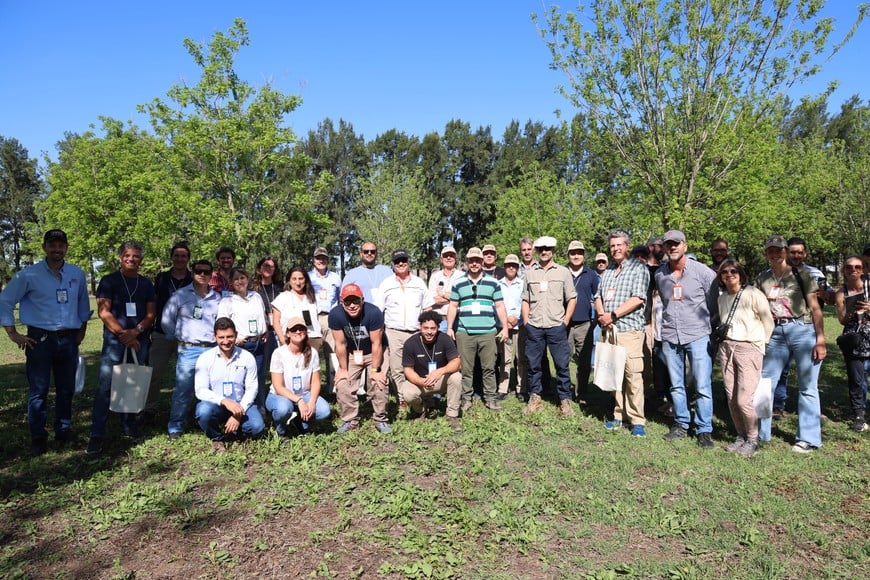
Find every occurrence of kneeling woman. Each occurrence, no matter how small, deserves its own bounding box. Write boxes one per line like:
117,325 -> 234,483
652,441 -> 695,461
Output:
266,317 -> 331,436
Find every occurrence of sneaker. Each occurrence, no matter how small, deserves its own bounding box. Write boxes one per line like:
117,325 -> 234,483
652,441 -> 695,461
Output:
850,418 -> 868,433
336,421 -> 359,434
696,432 -> 714,449
495,392 -> 508,401
446,416 -> 462,432
663,424 -> 688,441
373,421 -> 392,434
630,424 -> 647,437
485,400 -> 503,412
725,436 -> 746,453
772,407 -> 786,420
211,440 -> 227,454
56,429 -> 79,446
604,419 -> 623,430
168,432 -> 182,441
30,437 -> 48,457
86,436 -> 104,455
657,401 -> 674,417
738,439 -> 758,458
522,393 -> 544,415
560,399 -> 575,417
792,440 -> 816,454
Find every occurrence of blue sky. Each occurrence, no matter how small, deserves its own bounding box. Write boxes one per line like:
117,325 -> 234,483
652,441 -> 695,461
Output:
1,1 -> 867,163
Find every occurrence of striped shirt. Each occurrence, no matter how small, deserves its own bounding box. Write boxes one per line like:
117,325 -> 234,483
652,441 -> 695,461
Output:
450,274 -> 503,335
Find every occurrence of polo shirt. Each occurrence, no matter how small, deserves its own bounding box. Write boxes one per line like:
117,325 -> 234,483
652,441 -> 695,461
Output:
567,265 -> 600,323
655,258 -> 719,344
0,260 -> 90,331
342,264 -> 393,304
402,332 -> 459,377
755,266 -> 818,324
523,262 -> 576,328
194,345 -> 258,410
498,276 -> 525,326
450,273 -> 504,335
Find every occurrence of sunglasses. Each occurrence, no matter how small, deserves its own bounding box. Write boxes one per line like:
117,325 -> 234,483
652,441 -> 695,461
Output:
194,269 -> 212,276
393,258 -> 409,264
343,297 -> 362,306
538,246 -> 554,252
361,249 -> 377,254
845,264 -> 863,271
720,268 -> 739,275
288,326 -> 307,334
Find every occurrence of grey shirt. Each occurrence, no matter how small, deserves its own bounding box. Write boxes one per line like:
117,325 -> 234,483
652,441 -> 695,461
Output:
655,259 -> 719,345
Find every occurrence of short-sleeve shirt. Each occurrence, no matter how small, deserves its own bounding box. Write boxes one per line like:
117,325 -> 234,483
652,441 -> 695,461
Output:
655,259 -> 719,344
153,270 -> 192,333
328,302 -> 384,355
450,274 -> 504,335
269,345 -> 321,396
402,332 -> 459,378
523,263 -> 577,328
310,269 -> 341,314
755,266 -> 818,324
596,258 -> 649,332
96,271 -> 157,340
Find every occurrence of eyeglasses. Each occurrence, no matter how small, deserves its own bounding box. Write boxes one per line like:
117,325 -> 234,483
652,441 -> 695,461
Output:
194,269 -> 212,276
442,254 -> 456,259
595,260 -> 607,263
343,297 -> 362,306
505,264 -> 518,268
845,264 -> 863,271
288,326 -> 307,334
361,249 -> 377,255
538,246 -> 554,252
720,268 -> 739,275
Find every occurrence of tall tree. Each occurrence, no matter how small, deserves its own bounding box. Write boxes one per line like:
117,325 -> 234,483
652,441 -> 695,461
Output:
537,0 -> 866,232
138,18 -> 322,263
0,136 -> 42,277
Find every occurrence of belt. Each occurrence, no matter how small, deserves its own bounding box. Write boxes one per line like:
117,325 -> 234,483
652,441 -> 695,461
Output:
774,318 -> 796,326
178,341 -> 217,347
27,326 -> 79,337
387,328 -> 415,333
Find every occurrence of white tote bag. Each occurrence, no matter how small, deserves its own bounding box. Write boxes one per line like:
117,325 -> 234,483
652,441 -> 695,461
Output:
593,327 -> 627,392
753,377 -> 773,419
110,348 -> 152,413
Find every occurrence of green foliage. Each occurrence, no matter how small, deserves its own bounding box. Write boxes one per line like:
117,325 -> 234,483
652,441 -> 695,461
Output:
0,136 -> 42,279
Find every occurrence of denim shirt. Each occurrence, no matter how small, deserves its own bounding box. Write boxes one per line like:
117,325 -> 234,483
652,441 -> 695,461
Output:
0,260 -> 90,330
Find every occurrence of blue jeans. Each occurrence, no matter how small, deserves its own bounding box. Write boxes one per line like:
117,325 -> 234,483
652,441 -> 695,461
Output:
240,338 -> 265,406
774,354 -> 792,409
758,322 -> 822,447
91,334 -> 149,438
266,392 -> 331,435
662,336 -> 714,434
194,401 -> 265,441
25,328 -> 79,439
168,345 -> 209,434
524,323 -> 572,400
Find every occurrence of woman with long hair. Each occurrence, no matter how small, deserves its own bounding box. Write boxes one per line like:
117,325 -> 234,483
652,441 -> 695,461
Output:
834,256 -> 870,432
271,265 -> 323,350
716,259 -> 774,457
254,256 -> 283,395
265,317 -> 331,436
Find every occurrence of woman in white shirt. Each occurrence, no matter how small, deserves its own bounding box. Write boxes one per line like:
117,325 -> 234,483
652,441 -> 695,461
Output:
272,266 -> 322,350
716,260 -> 774,457
217,268 -> 268,397
266,317 -> 331,436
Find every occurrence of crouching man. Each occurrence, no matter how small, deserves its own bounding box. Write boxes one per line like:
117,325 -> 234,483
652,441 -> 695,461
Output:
402,311 -> 463,431
194,317 -> 265,452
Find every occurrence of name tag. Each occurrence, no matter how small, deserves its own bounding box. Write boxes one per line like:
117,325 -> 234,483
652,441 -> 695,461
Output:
470,301 -> 481,315
193,305 -> 203,320
291,376 -> 303,392
248,319 -> 258,334
428,361 -> 437,375
539,280 -> 549,292
672,285 -> 683,301
767,286 -> 782,300
353,350 -> 363,365
222,290 -> 233,298
56,289 -> 69,304
318,287 -> 328,301
126,302 -> 137,317
604,288 -> 616,302
222,381 -> 234,397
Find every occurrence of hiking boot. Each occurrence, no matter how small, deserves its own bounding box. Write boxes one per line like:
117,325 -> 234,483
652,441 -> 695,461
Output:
792,440 -> 816,454
86,436 -> 104,456
336,420 -> 359,434
738,439 -> 758,458
460,400 -> 473,413
696,432 -> 714,449
726,436 -> 746,453
522,393 -> 543,414
630,424 -> 647,437
772,407 -> 786,420
485,400 -> 503,412
212,440 -> 227,454
56,429 -> 79,446
560,399 -> 575,417
662,424 -> 688,441
604,419 -> 623,431
373,421 -> 392,434
30,436 -> 48,457
446,416 -> 462,432
850,417 -> 868,433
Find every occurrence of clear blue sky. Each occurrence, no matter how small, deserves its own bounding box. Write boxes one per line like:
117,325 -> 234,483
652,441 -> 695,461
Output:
1,1 -> 867,163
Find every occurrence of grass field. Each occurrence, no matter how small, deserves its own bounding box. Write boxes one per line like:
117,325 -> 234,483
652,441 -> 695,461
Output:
0,311 -> 867,578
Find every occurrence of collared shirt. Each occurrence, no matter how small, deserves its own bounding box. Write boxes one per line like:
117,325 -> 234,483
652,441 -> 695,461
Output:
597,257 -> 649,332
153,269 -> 192,333
428,268 -> 460,316
377,274 -> 434,331
518,260 -> 539,280
655,258 -> 719,344
194,346 -> 257,411
269,345 -> 320,396
523,262 -> 577,328
96,271 -> 157,340
209,271 -> 232,297
755,266 -> 818,324
342,264 -> 393,304
567,265 -> 600,323
451,273 -> 504,335
309,268 -> 341,314
0,260 -> 90,330
217,291 -> 268,339
498,276 -> 525,327
161,285 -> 222,343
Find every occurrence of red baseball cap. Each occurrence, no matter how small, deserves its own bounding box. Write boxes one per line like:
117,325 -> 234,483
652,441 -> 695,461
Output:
340,283 -> 364,300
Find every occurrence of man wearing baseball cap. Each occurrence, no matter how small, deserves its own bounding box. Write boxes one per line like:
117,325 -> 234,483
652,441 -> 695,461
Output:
309,246 -> 341,394
329,283 -> 390,433
481,244 -> 506,280
565,240 -> 599,405
497,254 -> 525,399
0,229 -> 91,456
428,246 -> 460,332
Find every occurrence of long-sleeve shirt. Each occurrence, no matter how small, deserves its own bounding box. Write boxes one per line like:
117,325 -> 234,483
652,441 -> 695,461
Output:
194,346 -> 257,410
0,260 -> 90,330
161,285 -> 221,343
718,286 -> 774,354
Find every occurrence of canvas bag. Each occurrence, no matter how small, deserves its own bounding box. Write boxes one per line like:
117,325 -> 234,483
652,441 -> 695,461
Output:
593,326 -> 627,392
753,377 -> 773,419
110,348 -> 152,413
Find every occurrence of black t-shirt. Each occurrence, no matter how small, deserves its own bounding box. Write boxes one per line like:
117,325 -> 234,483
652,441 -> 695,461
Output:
328,302 -> 384,355
402,332 -> 459,377
154,269 -> 192,333
96,271 -> 157,338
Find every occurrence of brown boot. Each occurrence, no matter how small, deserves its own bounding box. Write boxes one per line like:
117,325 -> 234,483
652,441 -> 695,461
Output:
560,399 -> 575,417
522,393 -> 543,414
446,417 -> 462,432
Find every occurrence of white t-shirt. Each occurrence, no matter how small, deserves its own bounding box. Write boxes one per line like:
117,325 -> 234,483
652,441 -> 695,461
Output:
271,291 -> 322,338
269,345 -> 320,396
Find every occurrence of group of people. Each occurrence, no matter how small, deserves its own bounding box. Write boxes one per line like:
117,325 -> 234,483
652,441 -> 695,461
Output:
1,228 -> 867,457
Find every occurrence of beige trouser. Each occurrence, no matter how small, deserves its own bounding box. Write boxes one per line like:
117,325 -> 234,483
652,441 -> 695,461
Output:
317,313 -> 336,393
611,330 -> 646,426
335,353 -> 388,422
401,372 -> 462,417
386,328 -> 413,403
719,340 -> 762,440
498,328 -> 523,394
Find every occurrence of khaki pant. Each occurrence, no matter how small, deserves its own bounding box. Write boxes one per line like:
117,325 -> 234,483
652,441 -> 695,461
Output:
386,328 -> 414,403
457,331 -> 498,402
317,313 -> 336,394
335,353 -> 388,422
401,372 -> 462,417
610,330 -> 646,426
498,328 -> 523,394
719,340 -> 762,440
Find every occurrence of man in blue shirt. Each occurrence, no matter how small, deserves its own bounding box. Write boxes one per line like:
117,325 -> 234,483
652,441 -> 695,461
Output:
342,242 -> 393,304
565,240 -> 600,406
87,241 -> 156,455
161,259 -> 222,439
0,229 -> 91,456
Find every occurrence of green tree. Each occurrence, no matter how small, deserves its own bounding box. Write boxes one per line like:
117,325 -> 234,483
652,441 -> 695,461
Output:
138,18 -> 323,263
0,136 -> 42,278
537,0 -> 866,232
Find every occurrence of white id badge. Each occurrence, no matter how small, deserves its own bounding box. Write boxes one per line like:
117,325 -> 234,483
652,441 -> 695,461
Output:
193,305 -> 203,320
125,302 -> 137,317
470,301 -> 481,315
428,361 -> 437,375
604,287 -> 616,302
248,319 -> 258,334
56,289 -> 69,304
672,285 -> 683,301
318,287 -> 327,301
291,376 -> 303,392
767,286 -> 782,300
222,381 -> 234,397
353,350 -> 364,365
539,280 -> 549,292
